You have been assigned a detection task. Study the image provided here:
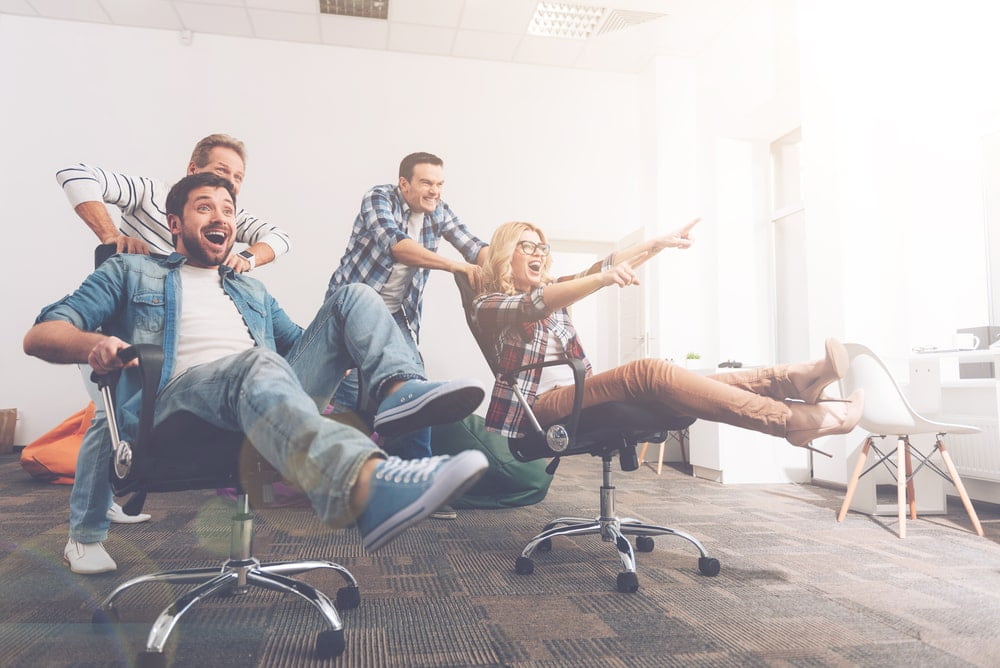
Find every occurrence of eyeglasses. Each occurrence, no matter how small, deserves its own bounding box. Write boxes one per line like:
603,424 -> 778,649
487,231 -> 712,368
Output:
516,240 -> 551,257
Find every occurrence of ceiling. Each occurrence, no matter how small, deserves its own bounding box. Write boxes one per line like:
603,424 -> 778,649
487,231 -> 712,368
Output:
0,0 -> 749,73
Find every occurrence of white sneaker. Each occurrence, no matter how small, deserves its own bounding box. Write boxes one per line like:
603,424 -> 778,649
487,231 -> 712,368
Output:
107,502 -> 151,524
63,539 -> 117,574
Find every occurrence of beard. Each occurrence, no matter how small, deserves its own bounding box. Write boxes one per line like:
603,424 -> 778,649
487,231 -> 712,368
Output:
177,226 -> 233,268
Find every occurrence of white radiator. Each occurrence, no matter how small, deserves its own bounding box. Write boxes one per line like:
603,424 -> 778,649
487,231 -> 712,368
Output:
937,416 -> 1000,482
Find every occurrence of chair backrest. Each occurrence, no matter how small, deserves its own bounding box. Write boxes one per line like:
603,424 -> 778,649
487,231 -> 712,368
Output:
453,273 -> 504,377
839,342 -> 927,435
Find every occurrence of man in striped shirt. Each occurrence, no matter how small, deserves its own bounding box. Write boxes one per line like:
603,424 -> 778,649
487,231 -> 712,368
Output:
56,133 -> 291,272
55,134 -> 292,574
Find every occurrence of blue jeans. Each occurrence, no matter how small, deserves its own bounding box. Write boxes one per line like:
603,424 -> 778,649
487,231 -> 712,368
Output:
331,310 -> 432,460
68,369 -> 114,543
69,284 -> 423,541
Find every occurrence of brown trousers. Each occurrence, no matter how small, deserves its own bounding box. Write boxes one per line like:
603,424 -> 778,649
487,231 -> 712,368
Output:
531,359 -> 796,437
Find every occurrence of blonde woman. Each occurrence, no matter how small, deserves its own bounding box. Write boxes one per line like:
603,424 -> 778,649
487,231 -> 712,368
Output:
472,220 -> 863,450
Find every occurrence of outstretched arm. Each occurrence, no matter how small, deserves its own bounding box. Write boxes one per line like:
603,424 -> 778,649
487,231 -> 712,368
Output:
542,258 -> 640,312
391,237 -> 486,292
615,218 -> 700,270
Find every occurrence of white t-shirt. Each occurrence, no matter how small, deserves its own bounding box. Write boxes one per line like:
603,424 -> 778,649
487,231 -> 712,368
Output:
172,264 -> 255,379
537,335 -> 576,396
379,209 -> 423,313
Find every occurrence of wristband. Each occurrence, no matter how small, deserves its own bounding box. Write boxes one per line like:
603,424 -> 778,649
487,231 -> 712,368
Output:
237,249 -> 256,270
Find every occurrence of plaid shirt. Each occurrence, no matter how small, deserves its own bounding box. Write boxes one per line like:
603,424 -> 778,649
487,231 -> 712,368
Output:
326,184 -> 486,339
473,287 -> 593,438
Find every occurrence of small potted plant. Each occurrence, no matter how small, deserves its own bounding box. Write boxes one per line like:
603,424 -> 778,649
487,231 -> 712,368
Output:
685,352 -> 701,369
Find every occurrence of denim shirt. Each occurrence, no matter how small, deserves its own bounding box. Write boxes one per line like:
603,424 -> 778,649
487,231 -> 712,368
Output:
35,252 -> 302,442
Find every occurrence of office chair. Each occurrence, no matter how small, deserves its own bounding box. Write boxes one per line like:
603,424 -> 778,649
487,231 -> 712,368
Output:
89,248 -> 360,665
454,274 -> 719,593
836,342 -> 985,538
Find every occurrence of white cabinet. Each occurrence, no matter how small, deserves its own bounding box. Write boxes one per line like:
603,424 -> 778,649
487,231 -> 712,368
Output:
688,419 -> 811,484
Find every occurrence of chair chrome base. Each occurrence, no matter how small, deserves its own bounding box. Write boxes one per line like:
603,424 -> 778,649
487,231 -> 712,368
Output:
515,456 -> 720,592
93,494 -> 360,663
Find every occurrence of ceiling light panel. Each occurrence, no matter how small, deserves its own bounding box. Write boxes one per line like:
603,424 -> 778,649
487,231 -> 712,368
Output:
528,2 -> 605,40
319,0 -> 388,20
597,9 -> 666,36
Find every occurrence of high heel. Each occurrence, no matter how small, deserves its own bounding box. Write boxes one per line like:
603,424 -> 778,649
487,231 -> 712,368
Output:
796,338 -> 849,404
785,389 -> 864,450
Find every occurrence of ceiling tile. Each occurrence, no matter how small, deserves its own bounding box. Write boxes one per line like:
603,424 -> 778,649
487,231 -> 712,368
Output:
319,13 -> 388,50
514,34 -> 585,69
249,8 -> 321,43
99,0 -> 183,31
452,28 -> 520,62
246,0 -> 318,12
575,25 -> 651,73
27,0 -> 109,23
0,0 -> 36,15
388,22 -> 453,56
174,1 -> 253,38
460,0 -> 536,34
388,0 -> 462,28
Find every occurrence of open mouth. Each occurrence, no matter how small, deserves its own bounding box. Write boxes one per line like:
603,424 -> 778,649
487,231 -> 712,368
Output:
204,229 -> 228,247
528,260 -> 542,272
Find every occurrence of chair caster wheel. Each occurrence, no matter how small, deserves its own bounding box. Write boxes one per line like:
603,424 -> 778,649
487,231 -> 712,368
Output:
335,585 -> 361,610
137,651 -> 167,668
698,557 -> 721,576
515,556 -> 535,575
616,572 -> 639,593
316,628 -> 346,658
635,536 -> 654,552
536,538 -> 552,553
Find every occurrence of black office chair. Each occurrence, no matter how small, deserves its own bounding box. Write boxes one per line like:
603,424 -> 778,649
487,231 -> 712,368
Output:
454,275 -> 720,593
89,248 -> 360,665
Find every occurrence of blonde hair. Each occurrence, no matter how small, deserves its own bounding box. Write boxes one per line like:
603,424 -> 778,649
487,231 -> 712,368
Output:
481,221 -> 554,296
190,133 -> 247,167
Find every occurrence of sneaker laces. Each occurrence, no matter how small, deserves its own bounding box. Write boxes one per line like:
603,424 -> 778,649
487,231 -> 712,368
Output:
375,456 -> 446,484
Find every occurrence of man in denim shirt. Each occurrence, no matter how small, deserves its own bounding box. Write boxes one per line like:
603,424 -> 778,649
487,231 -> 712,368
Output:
326,153 -> 488,520
24,173 -> 488,573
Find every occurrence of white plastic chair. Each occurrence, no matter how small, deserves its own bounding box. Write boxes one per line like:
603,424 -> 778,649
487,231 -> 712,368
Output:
836,342 -> 984,538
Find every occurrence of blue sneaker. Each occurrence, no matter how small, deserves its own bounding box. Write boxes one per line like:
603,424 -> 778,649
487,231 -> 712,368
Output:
356,451 -> 489,552
373,378 -> 485,438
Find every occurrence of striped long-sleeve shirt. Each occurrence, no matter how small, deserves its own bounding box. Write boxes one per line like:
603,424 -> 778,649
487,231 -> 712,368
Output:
56,163 -> 292,258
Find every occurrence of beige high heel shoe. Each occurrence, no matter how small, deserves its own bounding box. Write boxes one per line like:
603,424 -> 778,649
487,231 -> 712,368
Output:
794,338 -> 850,404
785,389 -> 864,456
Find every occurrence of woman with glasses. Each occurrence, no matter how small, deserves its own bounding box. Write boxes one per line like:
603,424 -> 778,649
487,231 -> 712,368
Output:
471,220 -> 863,452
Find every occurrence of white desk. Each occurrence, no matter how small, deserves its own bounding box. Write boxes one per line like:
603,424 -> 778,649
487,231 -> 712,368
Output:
905,349 -> 1000,504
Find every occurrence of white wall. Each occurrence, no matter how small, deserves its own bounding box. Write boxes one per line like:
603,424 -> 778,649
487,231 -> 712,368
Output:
798,0 -> 997,357
0,15 -> 640,443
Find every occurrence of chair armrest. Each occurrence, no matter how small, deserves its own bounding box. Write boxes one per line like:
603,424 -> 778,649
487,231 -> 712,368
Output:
503,357 -> 587,444
91,344 -> 164,491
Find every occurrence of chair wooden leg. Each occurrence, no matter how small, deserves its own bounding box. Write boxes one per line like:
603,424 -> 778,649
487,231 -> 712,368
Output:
638,442 -> 649,464
838,436 -> 872,522
897,437 -> 907,538
903,437 -> 917,520
656,442 -> 664,476
936,437 -> 985,537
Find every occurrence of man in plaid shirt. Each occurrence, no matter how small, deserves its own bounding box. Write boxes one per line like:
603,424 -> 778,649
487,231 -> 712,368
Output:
326,153 -> 488,517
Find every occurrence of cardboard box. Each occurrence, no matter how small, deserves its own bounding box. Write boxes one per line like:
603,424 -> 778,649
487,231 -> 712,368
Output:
0,409 -> 16,454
